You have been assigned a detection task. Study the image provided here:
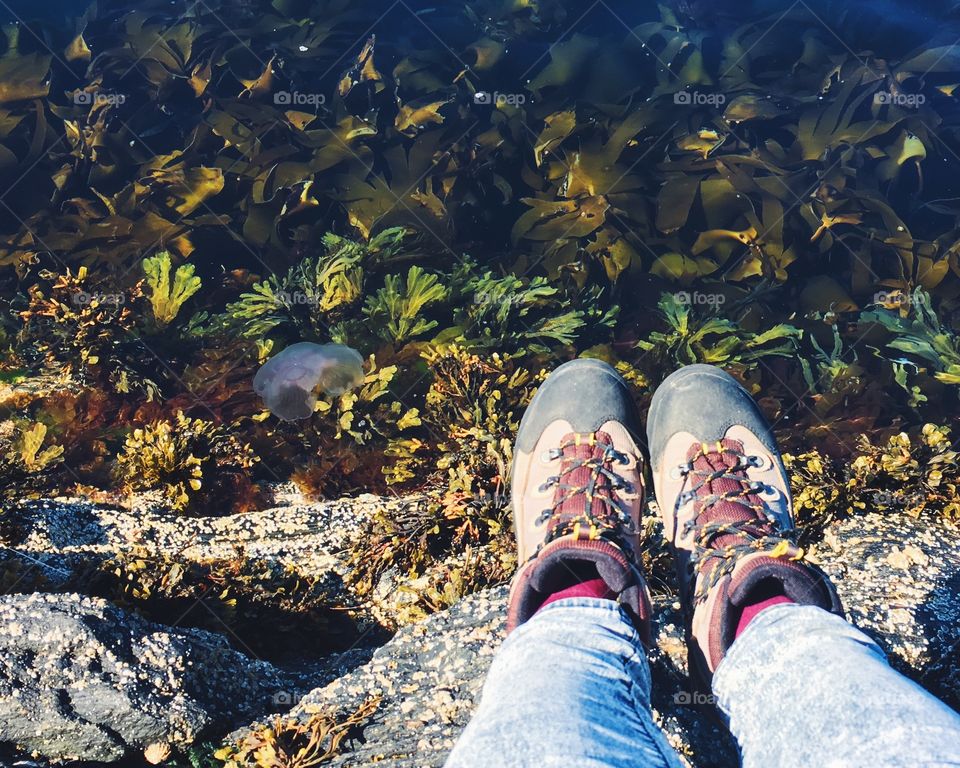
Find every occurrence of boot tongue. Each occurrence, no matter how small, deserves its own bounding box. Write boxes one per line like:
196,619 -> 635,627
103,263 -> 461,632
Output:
685,438 -> 770,549
550,430 -> 618,527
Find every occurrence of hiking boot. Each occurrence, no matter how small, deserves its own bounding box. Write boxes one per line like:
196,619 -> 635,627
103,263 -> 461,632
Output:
508,358 -> 653,639
647,364 -> 842,684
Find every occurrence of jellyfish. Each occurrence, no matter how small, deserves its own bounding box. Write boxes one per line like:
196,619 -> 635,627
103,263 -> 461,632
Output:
253,342 -> 365,421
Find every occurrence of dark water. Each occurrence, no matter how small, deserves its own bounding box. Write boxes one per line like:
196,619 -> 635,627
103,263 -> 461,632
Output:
2,0 -> 959,268
4,0 -> 958,109
1,0 -> 958,41
0,0 -> 956,129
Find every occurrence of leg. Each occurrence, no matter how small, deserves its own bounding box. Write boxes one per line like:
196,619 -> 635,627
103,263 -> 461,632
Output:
449,359 -> 680,765
646,364 -> 844,684
714,603 -> 960,768
446,598 -> 683,768
647,364 -> 960,767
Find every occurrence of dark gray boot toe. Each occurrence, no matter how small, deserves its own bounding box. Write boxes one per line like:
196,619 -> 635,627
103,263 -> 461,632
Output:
646,364 -> 779,471
515,358 -> 641,453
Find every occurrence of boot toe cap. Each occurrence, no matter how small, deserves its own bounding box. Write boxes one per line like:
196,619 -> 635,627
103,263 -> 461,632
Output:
515,358 -> 642,454
646,364 -> 779,471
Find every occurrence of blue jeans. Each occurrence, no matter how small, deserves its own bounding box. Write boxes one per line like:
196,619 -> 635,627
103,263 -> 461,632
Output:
446,599 -> 960,767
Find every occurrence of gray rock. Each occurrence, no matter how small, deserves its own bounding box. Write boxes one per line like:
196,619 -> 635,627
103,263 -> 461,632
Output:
237,509 -> 960,768
816,510 -> 960,710
4,495 -> 959,768
0,592 -> 287,762
283,586 -> 508,767
6,493 -> 407,582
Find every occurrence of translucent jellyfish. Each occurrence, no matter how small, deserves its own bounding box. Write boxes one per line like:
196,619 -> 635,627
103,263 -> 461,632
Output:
253,342 -> 365,421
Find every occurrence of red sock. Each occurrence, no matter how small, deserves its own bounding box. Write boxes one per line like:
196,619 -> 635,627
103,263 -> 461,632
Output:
537,578 -> 615,613
735,594 -> 794,638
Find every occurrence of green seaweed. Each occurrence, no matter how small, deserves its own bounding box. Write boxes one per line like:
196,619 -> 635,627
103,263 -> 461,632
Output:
363,265 -> 449,344
636,293 -> 801,372
143,252 -> 202,329
0,0 -> 958,615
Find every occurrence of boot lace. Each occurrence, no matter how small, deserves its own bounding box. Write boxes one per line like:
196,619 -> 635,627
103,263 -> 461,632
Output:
534,431 -> 639,552
677,439 -> 802,602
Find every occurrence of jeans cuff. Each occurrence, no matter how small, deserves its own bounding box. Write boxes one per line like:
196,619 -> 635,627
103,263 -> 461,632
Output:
532,596 -> 627,616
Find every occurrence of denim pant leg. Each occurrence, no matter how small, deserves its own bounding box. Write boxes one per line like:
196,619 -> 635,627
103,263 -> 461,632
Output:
713,604 -> 960,768
445,598 -> 684,768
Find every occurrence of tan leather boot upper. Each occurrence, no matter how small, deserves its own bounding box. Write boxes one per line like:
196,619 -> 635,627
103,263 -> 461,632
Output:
506,359 -> 653,637
647,365 -> 842,685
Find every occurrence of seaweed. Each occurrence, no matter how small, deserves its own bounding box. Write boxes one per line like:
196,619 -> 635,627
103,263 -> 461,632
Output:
83,545 -> 361,660
0,0 -> 959,613
214,698 -> 380,768
636,292 -> 801,374
363,265 -> 449,344
852,423 -> 960,519
18,266 -> 156,393
112,411 -> 262,515
864,288 -> 960,387
0,421 -> 65,499
222,228 -> 406,340
144,251 -> 202,329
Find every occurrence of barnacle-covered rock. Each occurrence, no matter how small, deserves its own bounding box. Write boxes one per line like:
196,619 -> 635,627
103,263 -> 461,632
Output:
815,510 -> 960,711
0,592 -> 286,762
228,504 -> 960,768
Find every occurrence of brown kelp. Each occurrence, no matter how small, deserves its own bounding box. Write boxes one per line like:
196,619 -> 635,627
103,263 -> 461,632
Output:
1,0 -> 960,610
215,697 -> 381,768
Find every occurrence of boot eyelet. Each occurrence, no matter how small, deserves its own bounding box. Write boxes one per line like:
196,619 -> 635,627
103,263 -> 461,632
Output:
611,451 -> 636,470
537,476 -> 558,495
755,483 -> 781,502
747,454 -> 772,471
540,449 -> 562,464
669,462 -> 692,480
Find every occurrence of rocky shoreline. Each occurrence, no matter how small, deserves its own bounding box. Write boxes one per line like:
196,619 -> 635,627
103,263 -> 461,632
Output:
0,494 -> 957,766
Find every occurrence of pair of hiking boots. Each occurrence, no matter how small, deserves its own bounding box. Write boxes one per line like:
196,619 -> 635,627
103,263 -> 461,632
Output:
508,360 -> 842,685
